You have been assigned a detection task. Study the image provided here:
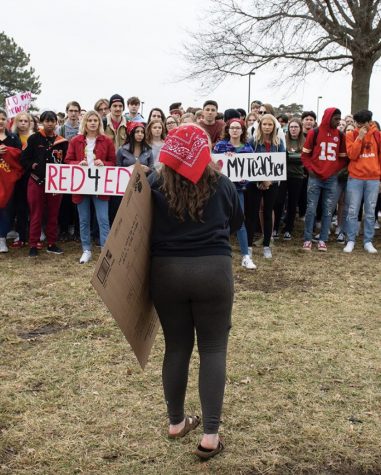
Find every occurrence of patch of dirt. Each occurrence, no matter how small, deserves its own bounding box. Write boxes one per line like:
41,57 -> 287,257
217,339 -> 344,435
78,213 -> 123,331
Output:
235,269 -> 311,293
17,321 -> 94,340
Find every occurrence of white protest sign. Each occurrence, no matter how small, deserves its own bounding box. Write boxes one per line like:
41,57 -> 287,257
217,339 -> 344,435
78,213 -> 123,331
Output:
212,152 -> 287,181
5,92 -> 32,118
45,164 -> 134,195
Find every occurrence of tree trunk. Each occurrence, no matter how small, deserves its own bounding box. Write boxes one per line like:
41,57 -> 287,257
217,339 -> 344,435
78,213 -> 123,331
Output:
351,58 -> 374,113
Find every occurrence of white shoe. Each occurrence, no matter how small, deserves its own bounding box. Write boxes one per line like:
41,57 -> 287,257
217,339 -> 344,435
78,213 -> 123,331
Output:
364,242 -> 377,254
263,246 -> 272,259
343,241 -> 355,253
248,246 -> 252,258
6,230 -> 18,240
0,237 -> 8,253
374,221 -> 380,230
241,254 -> 256,269
79,250 -> 92,264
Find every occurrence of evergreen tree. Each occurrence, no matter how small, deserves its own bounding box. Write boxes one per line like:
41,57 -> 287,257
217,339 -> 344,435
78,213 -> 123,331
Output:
0,32 -> 41,109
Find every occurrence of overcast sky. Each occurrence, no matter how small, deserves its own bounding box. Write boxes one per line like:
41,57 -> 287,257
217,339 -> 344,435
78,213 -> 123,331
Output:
3,0 -> 381,120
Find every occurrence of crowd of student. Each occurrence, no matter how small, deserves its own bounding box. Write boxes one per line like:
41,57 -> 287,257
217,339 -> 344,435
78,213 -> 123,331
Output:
0,95 -> 380,267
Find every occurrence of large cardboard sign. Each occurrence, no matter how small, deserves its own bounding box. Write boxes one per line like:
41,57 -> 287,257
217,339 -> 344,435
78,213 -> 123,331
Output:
45,164 -> 134,195
5,91 -> 32,118
212,152 -> 287,181
91,163 -> 159,369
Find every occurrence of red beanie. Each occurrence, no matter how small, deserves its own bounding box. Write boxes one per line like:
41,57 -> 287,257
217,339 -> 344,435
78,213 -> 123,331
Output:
159,125 -> 211,184
126,121 -> 145,136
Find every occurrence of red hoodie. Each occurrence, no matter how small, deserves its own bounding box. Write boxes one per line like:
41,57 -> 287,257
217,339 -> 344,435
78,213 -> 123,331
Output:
301,108 -> 347,180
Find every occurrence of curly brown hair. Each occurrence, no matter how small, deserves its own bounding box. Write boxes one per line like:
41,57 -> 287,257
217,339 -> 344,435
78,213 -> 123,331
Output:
159,163 -> 220,222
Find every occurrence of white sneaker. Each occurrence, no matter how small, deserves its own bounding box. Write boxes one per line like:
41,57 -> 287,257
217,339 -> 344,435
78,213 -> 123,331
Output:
364,242 -> 377,254
79,250 -> 92,264
0,237 -> 8,253
343,241 -> 355,253
241,254 -> 256,269
6,230 -> 18,240
374,221 -> 380,230
248,246 -> 252,258
263,246 -> 272,259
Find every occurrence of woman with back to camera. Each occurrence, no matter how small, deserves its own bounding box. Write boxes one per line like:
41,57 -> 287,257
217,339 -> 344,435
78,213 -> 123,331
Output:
149,124 -> 243,460
64,110 -> 116,264
248,113 -> 285,259
214,119 -> 257,269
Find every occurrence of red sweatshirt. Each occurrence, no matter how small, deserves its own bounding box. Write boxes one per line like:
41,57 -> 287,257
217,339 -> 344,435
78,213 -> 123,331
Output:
301,108 -> 347,180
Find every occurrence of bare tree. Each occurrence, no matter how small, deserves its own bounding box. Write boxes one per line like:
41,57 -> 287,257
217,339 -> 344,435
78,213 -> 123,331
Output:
185,0 -> 381,112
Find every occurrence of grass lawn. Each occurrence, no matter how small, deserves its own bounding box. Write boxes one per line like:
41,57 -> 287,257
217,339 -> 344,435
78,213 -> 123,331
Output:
1,226 -> 381,475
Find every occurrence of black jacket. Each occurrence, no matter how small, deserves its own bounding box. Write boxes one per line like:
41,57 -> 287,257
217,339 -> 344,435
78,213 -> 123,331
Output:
149,172 -> 243,257
21,131 -> 68,185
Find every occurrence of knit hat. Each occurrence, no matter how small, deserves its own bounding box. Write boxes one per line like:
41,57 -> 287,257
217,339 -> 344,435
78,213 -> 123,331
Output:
126,121 -> 145,136
109,94 -> 125,109
159,125 -> 211,184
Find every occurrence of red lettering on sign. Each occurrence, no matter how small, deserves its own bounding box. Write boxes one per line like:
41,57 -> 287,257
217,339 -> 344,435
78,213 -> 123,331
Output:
116,167 -> 132,195
47,165 -> 59,191
104,167 -> 115,194
58,165 -> 70,191
71,166 -> 86,192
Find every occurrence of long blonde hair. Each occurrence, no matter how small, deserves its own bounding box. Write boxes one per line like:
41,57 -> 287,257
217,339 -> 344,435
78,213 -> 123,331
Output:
255,114 -> 280,146
11,112 -> 32,134
79,110 -> 104,135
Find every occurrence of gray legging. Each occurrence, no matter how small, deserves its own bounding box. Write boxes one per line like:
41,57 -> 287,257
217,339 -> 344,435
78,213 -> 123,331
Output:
150,255 -> 233,434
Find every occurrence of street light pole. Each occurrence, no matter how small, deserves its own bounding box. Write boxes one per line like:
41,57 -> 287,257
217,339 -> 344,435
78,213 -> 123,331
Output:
247,70 -> 255,112
316,96 -> 322,123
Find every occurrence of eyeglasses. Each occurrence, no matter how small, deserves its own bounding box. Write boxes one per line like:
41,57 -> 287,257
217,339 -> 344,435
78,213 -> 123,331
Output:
258,111 -> 266,115
229,127 -> 242,131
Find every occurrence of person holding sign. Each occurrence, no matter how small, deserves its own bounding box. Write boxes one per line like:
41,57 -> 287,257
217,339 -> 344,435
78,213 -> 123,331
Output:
249,114 -> 286,259
21,111 -> 68,258
65,111 -> 116,264
214,119 -> 257,269
149,124 -> 243,460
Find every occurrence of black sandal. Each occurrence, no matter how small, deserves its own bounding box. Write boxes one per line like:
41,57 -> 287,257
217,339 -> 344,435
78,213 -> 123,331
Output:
168,415 -> 200,439
194,440 -> 224,460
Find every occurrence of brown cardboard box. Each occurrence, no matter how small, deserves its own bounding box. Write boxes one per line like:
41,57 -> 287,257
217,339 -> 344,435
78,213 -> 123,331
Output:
91,163 -> 159,369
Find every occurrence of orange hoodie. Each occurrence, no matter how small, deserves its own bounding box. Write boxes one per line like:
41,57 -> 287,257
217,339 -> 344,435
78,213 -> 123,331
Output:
346,123 -> 381,180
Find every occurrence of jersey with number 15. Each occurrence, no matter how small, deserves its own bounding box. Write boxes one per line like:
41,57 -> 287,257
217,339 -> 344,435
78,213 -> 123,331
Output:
301,107 -> 347,180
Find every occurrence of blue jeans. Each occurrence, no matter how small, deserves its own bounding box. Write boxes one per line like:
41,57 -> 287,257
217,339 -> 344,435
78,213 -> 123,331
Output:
77,196 -> 110,251
332,180 -> 348,234
304,175 -> 337,242
237,190 -> 249,255
345,177 -> 379,244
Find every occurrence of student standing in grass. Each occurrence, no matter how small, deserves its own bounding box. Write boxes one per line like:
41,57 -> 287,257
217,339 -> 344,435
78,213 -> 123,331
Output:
343,109 -> 381,254
149,124 -> 243,460
21,111 -> 68,258
214,119 -> 257,269
64,111 -> 116,264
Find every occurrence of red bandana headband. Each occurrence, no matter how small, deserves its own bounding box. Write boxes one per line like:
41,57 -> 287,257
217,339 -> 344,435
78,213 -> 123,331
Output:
159,125 -> 211,184
126,121 -> 145,136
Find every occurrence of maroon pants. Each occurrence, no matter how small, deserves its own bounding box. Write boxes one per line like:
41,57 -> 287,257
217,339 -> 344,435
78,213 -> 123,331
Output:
27,178 -> 62,247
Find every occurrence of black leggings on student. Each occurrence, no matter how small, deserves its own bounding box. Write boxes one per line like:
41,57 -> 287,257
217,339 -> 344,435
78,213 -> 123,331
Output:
250,182 -> 279,247
274,178 -> 304,234
150,255 -> 233,434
